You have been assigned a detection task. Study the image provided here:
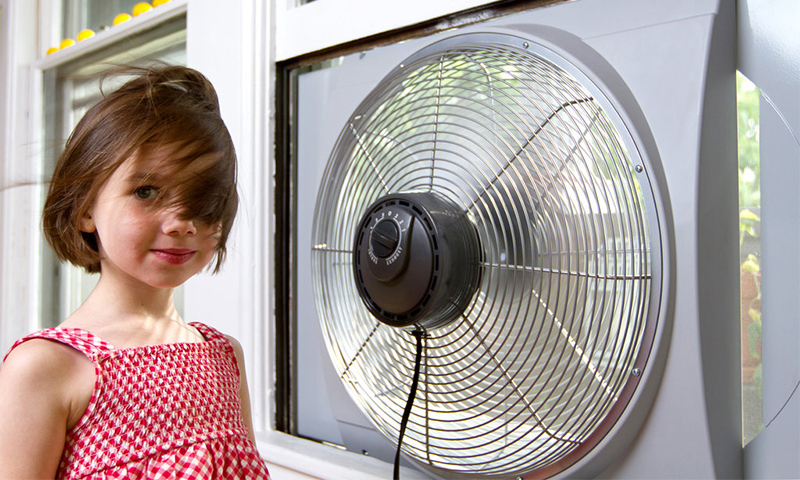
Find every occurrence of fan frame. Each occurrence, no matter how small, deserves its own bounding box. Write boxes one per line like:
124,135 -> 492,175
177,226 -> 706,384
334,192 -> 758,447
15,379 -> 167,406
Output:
309,25 -> 675,480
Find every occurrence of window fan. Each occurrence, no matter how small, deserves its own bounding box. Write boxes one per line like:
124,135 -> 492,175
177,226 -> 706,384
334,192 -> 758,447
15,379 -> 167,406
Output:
298,1 -> 740,478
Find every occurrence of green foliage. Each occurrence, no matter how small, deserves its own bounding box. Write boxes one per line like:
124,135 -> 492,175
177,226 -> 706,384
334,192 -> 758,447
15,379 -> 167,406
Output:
753,363 -> 763,401
740,209 -> 760,246
748,316 -> 761,360
737,73 -> 760,208
737,73 -> 762,407
741,252 -> 760,274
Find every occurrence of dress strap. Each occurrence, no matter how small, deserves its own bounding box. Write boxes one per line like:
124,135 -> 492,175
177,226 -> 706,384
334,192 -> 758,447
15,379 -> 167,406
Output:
190,322 -> 228,343
3,328 -> 114,362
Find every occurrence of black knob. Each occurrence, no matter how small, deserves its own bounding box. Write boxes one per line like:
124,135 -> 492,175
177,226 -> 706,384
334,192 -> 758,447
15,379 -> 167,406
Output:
371,220 -> 399,258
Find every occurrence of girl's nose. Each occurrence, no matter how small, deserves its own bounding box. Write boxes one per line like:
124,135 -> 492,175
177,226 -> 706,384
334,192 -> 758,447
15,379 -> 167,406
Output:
162,211 -> 197,236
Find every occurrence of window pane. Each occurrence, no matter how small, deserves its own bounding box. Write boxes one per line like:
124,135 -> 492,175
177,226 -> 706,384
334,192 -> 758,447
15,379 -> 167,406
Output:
61,0 -> 159,40
738,71 -> 762,446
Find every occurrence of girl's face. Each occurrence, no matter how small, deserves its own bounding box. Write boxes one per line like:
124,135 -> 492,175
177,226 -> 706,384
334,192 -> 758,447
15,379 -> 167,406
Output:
80,148 -> 222,290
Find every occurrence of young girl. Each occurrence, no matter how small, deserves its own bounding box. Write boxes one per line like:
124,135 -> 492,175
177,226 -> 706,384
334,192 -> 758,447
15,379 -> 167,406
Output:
0,66 -> 271,479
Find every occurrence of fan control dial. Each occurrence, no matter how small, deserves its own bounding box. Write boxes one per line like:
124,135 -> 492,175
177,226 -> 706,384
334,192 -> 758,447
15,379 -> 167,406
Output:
366,213 -> 415,282
370,219 -> 400,258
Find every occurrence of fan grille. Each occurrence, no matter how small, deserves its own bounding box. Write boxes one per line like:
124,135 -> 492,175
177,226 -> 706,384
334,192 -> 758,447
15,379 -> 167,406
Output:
312,34 -> 659,477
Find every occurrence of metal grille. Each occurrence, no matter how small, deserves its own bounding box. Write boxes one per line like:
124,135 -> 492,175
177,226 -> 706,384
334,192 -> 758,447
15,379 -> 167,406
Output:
311,33 -> 660,477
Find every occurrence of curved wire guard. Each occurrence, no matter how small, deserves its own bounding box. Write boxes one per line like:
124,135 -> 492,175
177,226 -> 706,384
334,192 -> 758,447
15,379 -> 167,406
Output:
312,38 -> 657,477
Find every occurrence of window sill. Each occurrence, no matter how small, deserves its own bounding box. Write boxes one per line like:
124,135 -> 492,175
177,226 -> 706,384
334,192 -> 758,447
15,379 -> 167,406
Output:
256,430 -> 432,479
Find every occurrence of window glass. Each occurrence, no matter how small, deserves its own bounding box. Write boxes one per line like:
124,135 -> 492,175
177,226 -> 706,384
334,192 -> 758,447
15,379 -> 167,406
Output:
40,15 -> 186,328
288,45 -> 425,463
61,0 -> 155,40
738,71 -> 762,445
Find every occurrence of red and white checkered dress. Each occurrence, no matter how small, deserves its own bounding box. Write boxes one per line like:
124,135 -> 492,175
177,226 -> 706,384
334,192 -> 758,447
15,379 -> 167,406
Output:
6,323 -> 271,479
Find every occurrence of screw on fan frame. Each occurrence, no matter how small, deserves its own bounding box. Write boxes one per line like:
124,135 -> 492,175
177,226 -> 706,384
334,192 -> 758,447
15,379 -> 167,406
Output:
353,192 -> 482,330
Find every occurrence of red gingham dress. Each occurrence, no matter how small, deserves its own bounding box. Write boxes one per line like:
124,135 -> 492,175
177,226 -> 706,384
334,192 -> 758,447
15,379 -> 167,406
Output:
5,323 -> 271,479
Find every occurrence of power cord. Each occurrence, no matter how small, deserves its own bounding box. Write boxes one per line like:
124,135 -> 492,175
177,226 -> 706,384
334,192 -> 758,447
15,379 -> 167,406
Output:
393,328 -> 424,480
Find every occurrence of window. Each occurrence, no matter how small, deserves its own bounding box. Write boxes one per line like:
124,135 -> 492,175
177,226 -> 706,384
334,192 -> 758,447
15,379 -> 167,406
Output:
60,0 -> 166,41
738,71 -> 762,445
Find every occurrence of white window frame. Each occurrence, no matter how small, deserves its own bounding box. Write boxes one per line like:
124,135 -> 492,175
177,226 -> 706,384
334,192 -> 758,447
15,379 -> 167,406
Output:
0,0 -> 43,355
274,0 -> 504,61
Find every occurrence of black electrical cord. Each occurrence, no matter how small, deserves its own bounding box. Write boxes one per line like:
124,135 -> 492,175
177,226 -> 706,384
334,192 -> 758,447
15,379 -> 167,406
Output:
393,328 -> 424,480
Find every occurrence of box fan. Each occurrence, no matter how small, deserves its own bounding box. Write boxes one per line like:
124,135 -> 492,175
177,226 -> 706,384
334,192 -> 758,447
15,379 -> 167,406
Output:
293,0 -> 740,478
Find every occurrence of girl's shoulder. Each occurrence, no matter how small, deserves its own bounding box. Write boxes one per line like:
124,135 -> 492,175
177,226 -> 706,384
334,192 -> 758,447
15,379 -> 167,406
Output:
2,334 -> 91,380
0,333 -> 96,424
2,329 -> 98,389
0,334 -> 96,472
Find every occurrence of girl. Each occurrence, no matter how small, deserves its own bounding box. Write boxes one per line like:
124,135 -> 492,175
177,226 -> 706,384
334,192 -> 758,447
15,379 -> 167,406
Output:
0,66 -> 271,479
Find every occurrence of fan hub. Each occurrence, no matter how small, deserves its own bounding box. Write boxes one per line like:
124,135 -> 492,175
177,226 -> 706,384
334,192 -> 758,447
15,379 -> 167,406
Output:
353,192 -> 481,329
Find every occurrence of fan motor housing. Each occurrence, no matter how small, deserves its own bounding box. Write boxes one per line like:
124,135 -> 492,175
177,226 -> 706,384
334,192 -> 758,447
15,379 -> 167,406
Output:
353,192 -> 481,329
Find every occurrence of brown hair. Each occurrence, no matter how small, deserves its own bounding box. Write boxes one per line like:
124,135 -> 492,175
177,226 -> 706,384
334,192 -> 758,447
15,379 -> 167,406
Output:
42,65 -> 238,274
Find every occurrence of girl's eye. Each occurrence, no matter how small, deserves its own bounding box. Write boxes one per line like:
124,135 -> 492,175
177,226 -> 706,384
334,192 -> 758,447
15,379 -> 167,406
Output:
134,186 -> 159,200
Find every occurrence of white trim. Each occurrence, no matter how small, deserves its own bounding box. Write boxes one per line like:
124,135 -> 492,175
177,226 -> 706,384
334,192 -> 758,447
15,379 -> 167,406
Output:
182,0 -> 276,435
0,0 -> 45,354
230,0 -> 274,435
245,0 -> 277,435
275,0 -> 499,61
179,2 -> 430,477
39,0 -> 62,58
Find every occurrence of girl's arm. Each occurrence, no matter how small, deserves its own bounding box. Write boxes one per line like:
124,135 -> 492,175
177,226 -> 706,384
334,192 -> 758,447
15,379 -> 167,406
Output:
226,335 -> 258,443
0,339 -> 94,479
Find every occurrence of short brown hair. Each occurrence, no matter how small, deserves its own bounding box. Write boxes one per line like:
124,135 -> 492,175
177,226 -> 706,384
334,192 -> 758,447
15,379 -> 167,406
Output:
43,65 -> 238,274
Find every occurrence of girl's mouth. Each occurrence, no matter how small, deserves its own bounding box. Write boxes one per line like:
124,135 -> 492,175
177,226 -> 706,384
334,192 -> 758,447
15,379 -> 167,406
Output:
152,248 -> 196,265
